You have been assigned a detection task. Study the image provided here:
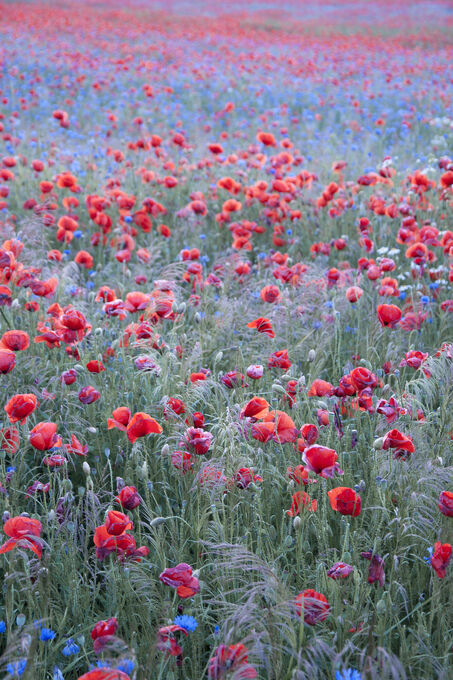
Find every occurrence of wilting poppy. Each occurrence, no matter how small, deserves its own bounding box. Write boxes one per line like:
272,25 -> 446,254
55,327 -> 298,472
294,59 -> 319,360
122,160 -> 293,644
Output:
4,393 -> 39,424
159,563 -> 200,598
157,624 -> 188,660
328,487 -> 361,516
0,516 -> 43,559
295,589 -> 330,625
327,562 -> 354,579
361,551 -> 385,586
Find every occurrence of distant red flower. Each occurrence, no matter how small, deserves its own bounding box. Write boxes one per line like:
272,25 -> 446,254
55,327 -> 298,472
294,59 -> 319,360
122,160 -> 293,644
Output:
159,563 -> 200,598
78,386 -> 101,404
260,285 -> 281,303
327,562 -> 354,579
0,427 -> 20,454
361,551 -> 385,586
247,317 -> 275,337
235,467 -> 262,489
182,427 -> 213,455
307,379 -> 334,397
208,643 -> 257,679
268,349 -> 291,370
438,491 -> 453,517
286,491 -> 317,516
431,542 -> 452,578
86,360 -> 105,373
295,589 -> 330,625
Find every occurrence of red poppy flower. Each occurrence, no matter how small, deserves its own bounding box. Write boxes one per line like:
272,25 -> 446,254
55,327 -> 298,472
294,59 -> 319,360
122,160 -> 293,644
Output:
126,412 -> 162,443
61,368 -> 77,385
361,551 -> 385,586
93,525 -> 148,562
438,491 -> 453,517
247,317 -> 275,337
0,516 -> 43,559
346,286 -> 363,303
303,445 -> 343,479
116,486 -> 141,510
268,349 -> 291,370
86,360 -> 105,373
286,491 -> 317,516
107,407 -> 131,431
328,487 -> 361,516
171,450 -> 193,473
0,427 -> 20,454
260,285 -> 281,303
220,370 -> 248,388
235,468 -> 263,489
208,643 -> 257,680
327,562 -> 354,579
4,393 -> 39,424
0,348 -> 16,374
287,465 -> 314,485
29,422 -> 62,451
157,624 -> 188,660
78,386 -> 101,404
105,511 -> 133,536
182,427 -> 213,455
240,397 -> 270,420
350,367 -> 378,392
377,304 -> 402,328
307,379 -> 334,397
64,434 -> 88,456
159,563 -> 200,598
251,410 -> 298,444
246,364 -> 264,380
0,330 -> 29,351
382,429 -> 415,453
295,589 -> 330,625
431,542 -> 452,579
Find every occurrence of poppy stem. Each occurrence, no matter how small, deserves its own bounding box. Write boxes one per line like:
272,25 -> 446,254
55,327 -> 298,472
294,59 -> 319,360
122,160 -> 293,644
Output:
0,307 -> 10,329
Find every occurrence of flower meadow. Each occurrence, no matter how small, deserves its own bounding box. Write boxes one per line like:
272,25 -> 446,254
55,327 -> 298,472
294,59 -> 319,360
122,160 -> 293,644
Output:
0,0 -> 452,678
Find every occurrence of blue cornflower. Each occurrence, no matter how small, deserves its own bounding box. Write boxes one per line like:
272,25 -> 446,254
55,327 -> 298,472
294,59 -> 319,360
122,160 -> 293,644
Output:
117,659 -> 135,674
73,230 -> 83,238
424,546 -> 434,565
336,670 -> 362,680
6,659 -> 27,677
0,620 -> 6,633
40,627 -> 56,641
62,638 -> 80,656
399,292 -> 406,300
173,615 -> 198,632
53,667 -> 64,680
420,295 -> 430,305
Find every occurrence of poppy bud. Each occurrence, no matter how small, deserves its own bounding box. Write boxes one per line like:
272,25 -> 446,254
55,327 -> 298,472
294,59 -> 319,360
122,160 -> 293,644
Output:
271,383 -> 287,394
161,444 -> 170,456
82,462 -> 91,476
293,516 -> 302,529
373,437 -> 384,449
214,351 -> 223,363
308,349 -> 316,362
